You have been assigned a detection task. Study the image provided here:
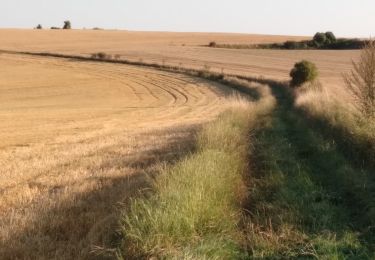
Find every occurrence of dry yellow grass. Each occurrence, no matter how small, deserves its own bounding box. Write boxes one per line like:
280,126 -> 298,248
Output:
0,53 -> 238,259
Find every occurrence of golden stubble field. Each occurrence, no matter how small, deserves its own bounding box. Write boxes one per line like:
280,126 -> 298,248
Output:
0,29 -> 359,91
0,29 -> 360,258
0,52 -> 237,258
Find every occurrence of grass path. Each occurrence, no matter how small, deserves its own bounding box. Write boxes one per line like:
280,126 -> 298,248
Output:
246,82 -> 375,258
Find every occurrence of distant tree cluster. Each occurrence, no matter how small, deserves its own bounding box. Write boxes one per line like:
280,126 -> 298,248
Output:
209,32 -> 366,50
282,32 -> 365,50
312,32 -> 337,48
35,20 -> 72,30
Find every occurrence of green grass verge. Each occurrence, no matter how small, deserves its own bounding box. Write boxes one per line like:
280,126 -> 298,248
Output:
245,85 -> 375,259
116,72 -> 275,259
119,107 -> 250,259
295,83 -> 375,168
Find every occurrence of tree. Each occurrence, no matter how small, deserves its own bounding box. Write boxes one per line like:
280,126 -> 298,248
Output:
36,24 -> 42,30
313,32 -> 327,48
344,41 -> 375,118
325,32 -> 337,45
63,20 -> 71,29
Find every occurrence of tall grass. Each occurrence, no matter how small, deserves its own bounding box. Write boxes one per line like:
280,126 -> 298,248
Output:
295,82 -> 375,166
244,84 -> 374,258
119,83 -> 276,258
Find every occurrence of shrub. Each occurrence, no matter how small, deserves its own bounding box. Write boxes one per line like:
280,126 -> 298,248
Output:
283,41 -> 310,50
344,41 -> 375,118
35,24 -> 42,30
51,27 -> 60,30
290,60 -> 319,87
284,41 -> 299,49
209,41 -> 217,47
63,20 -> 71,29
330,38 -> 365,50
91,52 -> 111,60
97,52 -> 107,59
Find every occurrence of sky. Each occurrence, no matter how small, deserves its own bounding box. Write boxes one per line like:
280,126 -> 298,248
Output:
1,0 -> 374,37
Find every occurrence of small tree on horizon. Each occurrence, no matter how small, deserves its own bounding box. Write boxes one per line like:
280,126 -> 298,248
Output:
325,32 -> 337,45
63,20 -> 71,29
313,32 -> 327,48
312,32 -> 337,48
36,24 -> 42,30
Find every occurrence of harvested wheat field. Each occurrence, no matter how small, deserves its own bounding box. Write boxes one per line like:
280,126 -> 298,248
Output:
0,29 -> 359,92
0,29 -> 371,259
0,53 -> 237,259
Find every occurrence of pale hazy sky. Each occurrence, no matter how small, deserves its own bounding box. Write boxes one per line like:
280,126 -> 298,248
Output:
2,0 -> 374,37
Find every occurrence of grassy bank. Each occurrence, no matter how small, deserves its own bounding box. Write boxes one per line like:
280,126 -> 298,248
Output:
118,81 -> 275,259
295,83 -> 375,167
245,83 -> 375,258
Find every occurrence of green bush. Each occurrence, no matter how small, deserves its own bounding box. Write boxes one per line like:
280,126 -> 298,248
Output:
290,60 -> 318,87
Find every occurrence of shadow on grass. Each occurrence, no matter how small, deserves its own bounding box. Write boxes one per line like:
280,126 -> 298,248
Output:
245,82 -> 375,258
0,125 -> 199,260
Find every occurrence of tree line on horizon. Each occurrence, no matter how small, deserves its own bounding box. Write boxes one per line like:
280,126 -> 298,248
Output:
35,20 -> 71,30
208,32 -> 367,50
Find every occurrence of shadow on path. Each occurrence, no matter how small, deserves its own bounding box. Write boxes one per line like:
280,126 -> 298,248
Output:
246,81 -> 375,258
